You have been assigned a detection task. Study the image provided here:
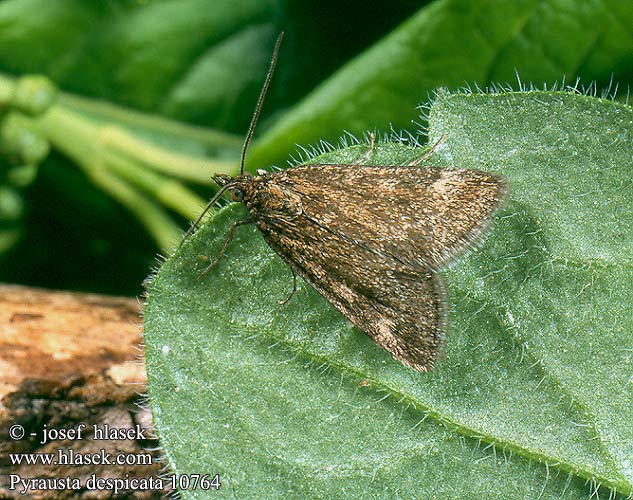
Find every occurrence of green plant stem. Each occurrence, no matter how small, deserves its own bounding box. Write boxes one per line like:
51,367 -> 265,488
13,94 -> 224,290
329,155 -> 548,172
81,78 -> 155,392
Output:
0,76 -> 13,103
0,74 -> 242,248
103,148 -> 206,221
0,72 -> 244,246
86,161 -> 181,250
59,90 -> 243,149
99,125 -> 236,184
28,105 -> 186,248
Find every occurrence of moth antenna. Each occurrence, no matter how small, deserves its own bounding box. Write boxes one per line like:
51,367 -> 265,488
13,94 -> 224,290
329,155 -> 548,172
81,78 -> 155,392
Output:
239,31 -> 284,176
177,33 -> 283,252
177,183 -> 233,251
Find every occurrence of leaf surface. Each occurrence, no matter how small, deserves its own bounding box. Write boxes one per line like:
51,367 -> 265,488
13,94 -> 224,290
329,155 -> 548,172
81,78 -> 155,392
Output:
145,91 -> 633,498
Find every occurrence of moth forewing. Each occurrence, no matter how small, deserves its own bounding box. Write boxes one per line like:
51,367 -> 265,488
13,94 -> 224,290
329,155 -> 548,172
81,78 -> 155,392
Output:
228,161 -> 506,372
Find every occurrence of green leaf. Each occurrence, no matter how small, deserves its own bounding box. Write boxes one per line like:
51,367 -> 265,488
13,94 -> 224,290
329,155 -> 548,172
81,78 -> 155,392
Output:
0,0 -> 277,128
144,91 -> 633,498
246,0 -> 633,167
0,0 -> 419,132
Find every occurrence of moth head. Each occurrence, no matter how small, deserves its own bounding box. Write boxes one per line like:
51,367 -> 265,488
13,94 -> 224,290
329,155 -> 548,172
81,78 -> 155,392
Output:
212,173 -> 233,188
213,173 -> 254,203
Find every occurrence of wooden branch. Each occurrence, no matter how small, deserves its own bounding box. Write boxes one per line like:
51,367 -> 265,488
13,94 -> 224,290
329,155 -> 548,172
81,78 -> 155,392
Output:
0,284 -> 169,499
0,283 -> 144,397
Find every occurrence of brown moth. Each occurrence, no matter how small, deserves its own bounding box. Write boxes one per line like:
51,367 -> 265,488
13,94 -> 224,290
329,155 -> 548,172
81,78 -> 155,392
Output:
184,33 -> 508,372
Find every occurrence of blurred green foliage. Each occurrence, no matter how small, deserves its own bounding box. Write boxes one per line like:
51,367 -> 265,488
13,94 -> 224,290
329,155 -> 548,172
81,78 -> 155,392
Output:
0,0 -> 631,297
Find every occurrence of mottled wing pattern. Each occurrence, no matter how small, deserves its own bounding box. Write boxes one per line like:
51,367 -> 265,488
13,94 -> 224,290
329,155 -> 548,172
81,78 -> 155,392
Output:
261,210 -> 448,371
279,164 -> 508,269
241,163 -> 506,371
416,167 -> 508,268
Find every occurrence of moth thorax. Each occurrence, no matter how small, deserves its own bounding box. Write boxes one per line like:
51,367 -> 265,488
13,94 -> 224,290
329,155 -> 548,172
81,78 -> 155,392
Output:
264,185 -> 302,215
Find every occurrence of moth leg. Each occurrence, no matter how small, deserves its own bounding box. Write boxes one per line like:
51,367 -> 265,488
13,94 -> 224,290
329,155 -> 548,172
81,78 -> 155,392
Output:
409,133 -> 447,166
196,218 -> 251,281
279,268 -> 298,305
353,132 -> 376,165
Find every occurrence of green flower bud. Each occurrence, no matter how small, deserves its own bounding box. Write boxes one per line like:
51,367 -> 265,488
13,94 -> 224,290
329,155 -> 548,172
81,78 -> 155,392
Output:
0,185 -> 23,221
12,75 -> 57,116
7,164 -> 38,188
1,114 -> 50,165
